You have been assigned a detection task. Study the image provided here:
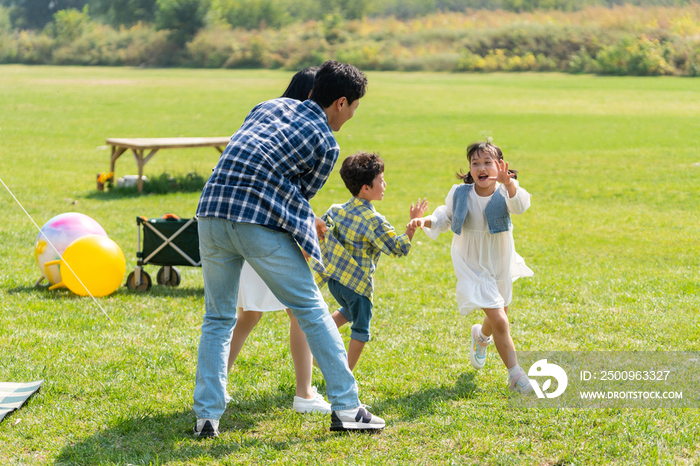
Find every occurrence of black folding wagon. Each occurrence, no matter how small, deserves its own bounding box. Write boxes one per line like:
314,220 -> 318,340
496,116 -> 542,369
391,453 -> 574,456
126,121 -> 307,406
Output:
126,214 -> 200,291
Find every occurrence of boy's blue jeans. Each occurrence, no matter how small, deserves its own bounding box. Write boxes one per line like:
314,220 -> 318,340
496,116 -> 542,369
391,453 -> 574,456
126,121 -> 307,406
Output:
193,217 -> 360,420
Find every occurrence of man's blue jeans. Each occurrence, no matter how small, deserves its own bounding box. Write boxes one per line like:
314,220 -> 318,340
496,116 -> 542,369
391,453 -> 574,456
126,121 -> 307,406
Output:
193,217 -> 360,420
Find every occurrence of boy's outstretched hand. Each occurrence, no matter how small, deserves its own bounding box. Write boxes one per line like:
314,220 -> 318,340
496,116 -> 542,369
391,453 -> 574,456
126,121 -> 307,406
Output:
407,217 -> 432,230
405,198 -> 428,241
410,198 -> 428,219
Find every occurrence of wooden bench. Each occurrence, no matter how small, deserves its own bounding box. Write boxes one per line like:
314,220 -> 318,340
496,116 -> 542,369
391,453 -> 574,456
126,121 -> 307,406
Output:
107,137 -> 230,193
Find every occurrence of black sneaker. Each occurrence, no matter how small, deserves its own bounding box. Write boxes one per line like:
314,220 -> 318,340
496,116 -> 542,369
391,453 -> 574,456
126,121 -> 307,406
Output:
330,407 -> 385,432
193,418 -> 219,438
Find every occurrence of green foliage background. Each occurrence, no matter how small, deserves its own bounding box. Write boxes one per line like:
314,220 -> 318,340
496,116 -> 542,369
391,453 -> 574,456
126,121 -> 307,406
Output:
2,0 -> 694,31
2,4 -> 700,75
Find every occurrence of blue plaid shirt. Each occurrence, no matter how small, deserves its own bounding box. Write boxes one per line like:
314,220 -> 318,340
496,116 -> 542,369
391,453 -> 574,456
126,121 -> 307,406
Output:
196,98 -> 339,263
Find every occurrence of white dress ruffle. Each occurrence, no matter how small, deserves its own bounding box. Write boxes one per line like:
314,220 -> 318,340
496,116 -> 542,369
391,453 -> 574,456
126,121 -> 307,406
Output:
423,181 -> 533,316
237,261 -> 285,312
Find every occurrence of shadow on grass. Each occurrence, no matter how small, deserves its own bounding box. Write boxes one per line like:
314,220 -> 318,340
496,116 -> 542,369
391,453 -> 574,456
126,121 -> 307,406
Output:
53,390 -> 327,465
82,190 -> 199,200
82,189 -> 145,200
370,372 -> 479,421
51,374 -> 476,463
5,284 -> 46,295
6,284 -> 204,299
121,285 -> 204,298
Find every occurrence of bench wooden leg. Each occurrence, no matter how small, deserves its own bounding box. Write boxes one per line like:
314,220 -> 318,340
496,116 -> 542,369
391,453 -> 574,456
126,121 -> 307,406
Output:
110,146 -> 127,176
135,149 -> 144,193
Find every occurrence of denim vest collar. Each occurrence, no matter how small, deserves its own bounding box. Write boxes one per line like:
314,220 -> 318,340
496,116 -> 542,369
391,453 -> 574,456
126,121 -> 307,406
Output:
451,184 -> 511,235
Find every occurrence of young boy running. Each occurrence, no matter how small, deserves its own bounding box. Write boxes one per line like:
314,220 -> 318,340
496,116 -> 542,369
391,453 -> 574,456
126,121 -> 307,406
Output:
312,152 -> 428,370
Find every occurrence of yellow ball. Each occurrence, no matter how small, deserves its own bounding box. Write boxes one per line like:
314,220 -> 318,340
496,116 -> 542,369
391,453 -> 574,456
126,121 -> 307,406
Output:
48,235 -> 126,297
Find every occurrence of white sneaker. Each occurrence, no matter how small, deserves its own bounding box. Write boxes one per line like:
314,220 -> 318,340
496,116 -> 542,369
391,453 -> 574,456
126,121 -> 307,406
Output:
508,370 -> 534,394
331,406 -> 385,432
193,418 -> 219,438
469,324 -> 491,369
293,386 -> 331,414
225,392 -> 233,404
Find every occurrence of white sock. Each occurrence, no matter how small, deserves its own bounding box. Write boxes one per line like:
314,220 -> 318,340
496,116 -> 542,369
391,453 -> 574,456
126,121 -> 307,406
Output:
478,328 -> 491,343
508,364 -> 522,377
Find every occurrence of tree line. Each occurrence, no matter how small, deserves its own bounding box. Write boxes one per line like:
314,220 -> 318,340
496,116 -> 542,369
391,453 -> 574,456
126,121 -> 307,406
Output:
1,0 -> 694,33
2,5 -> 699,76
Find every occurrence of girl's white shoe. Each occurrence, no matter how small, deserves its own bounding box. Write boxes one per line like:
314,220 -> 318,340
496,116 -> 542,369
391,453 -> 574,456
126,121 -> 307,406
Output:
470,324 -> 491,369
508,370 -> 534,394
293,386 -> 332,414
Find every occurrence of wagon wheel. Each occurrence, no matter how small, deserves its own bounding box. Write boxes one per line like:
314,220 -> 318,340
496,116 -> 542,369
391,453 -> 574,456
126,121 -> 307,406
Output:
126,270 -> 152,291
157,266 -> 181,287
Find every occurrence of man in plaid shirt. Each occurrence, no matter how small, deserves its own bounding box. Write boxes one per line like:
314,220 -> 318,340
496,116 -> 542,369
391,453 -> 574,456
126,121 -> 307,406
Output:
312,152 -> 428,371
193,61 -> 385,436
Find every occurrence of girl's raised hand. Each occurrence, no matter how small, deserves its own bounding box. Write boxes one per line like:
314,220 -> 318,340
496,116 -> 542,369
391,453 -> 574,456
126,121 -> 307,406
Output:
489,159 -> 515,185
410,198 -> 428,219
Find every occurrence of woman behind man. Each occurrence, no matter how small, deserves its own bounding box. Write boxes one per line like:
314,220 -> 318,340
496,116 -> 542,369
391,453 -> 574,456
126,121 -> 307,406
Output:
227,67 -> 331,414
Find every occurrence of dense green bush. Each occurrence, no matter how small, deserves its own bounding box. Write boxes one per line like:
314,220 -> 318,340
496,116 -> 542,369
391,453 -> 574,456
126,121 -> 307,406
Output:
50,21 -> 171,65
0,6 -> 11,33
3,29 -> 55,63
155,0 -> 207,46
91,0 -> 157,27
460,24 -> 612,64
2,0 -> 697,31
2,5 -> 700,76
212,0 -> 291,29
595,34 -> 676,75
144,172 -> 208,194
685,40 -> 700,75
110,172 -> 207,194
1,0 -> 90,30
49,6 -> 92,43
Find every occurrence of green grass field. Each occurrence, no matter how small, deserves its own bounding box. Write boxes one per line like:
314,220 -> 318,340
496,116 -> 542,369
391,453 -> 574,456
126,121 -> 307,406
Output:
1,65 -> 699,465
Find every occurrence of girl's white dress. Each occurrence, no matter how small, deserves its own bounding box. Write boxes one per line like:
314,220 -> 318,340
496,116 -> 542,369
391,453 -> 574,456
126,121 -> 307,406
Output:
237,261 -> 285,311
423,180 -> 533,315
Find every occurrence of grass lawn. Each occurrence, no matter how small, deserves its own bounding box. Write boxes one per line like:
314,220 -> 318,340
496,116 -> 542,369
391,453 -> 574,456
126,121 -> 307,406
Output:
1,65 -> 699,465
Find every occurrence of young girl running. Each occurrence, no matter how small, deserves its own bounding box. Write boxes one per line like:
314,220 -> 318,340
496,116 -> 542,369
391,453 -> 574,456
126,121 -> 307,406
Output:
409,141 -> 534,394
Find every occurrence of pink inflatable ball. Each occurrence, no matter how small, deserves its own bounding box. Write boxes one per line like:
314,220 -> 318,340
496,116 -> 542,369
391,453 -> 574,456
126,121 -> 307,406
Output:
34,213 -> 108,285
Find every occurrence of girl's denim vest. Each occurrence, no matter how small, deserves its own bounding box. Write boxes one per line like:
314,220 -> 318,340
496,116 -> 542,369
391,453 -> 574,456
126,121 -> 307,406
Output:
451,184 -> 511,235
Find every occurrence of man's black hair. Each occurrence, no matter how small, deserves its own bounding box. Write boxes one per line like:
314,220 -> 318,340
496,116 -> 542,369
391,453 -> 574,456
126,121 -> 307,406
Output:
310,60 -> 367,109
339,152 -> 384,196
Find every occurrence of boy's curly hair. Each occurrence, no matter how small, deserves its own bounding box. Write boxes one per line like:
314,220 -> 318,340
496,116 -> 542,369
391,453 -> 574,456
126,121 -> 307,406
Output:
456,141 -> 517,184
339,151 -> 384,196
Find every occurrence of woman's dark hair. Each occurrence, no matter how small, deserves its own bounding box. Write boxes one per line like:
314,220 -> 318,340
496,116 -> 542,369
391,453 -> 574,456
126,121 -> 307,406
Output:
456,141 -> 517,184
339,151 -> 384,196
281,67 -> 317,101
310,60 -> 367,109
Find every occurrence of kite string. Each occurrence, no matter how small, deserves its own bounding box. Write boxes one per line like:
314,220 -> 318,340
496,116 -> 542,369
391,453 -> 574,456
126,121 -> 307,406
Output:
0,177 -> 115,325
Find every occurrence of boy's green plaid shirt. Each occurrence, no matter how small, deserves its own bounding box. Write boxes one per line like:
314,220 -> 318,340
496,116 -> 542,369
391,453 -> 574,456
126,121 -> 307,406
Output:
311,197 -> 411,301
